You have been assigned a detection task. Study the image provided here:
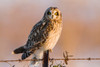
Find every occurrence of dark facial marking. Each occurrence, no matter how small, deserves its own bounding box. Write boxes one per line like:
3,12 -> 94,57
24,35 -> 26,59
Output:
47,11 -> 51,15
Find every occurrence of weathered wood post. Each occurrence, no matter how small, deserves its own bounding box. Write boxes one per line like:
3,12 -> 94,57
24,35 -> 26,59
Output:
42,50 -> 49,67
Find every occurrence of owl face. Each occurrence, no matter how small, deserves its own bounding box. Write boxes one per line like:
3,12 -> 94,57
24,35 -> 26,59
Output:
44,7 -> 62,20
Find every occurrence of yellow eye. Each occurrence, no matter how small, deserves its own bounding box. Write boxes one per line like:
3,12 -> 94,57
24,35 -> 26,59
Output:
55,12 -> 59,16
47,11 -> 51,15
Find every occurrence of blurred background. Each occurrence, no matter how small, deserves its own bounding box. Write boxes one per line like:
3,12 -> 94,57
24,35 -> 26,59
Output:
0,0 -> 100,67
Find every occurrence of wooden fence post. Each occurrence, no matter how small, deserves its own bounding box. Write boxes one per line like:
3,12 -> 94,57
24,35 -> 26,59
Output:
42,50 -> 49,67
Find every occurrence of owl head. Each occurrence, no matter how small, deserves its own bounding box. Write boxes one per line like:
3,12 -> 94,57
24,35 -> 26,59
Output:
43,7 -> 62,21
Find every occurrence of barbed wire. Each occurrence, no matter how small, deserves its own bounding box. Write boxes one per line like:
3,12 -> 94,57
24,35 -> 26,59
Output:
0,57 -> 100,62
0,59 -> 42,62
0,51 -> 100,62
1,51 -> 100,67
0,58 -> 100,67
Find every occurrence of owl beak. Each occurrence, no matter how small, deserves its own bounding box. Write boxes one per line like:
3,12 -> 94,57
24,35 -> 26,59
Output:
51,15 -> 54,19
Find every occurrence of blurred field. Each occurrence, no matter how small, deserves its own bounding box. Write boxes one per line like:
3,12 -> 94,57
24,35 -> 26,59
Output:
0,0 -> 100,67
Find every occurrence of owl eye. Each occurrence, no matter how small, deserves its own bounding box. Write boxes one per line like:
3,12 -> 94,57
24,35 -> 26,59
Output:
47,11 -> 51,15
55,12 -> 59,16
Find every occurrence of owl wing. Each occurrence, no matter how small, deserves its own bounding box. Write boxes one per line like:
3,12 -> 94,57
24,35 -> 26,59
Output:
21,21 -> 49,60
13,20 -> 53,60
25,20 -> 49,50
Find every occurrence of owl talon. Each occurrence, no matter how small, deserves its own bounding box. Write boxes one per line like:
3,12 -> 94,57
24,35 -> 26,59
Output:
49,49 -> 53,52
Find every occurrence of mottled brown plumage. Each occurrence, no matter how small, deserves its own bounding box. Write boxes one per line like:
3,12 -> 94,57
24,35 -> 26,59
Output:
12,7 -> 63,66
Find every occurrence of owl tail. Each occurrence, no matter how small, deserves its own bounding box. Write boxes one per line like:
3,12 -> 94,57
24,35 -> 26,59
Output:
21,51 -> 33,60
29,50 -> 43,67
12,46 -> 26,54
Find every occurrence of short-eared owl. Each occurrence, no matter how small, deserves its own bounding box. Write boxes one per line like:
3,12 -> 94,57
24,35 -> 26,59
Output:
12,7 -> 63,66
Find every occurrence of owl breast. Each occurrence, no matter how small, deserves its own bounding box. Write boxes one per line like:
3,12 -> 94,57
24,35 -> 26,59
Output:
43,22 -> 62,50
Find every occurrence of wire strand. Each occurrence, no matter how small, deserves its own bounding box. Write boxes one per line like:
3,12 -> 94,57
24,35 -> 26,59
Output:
0,58 -> 100,62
